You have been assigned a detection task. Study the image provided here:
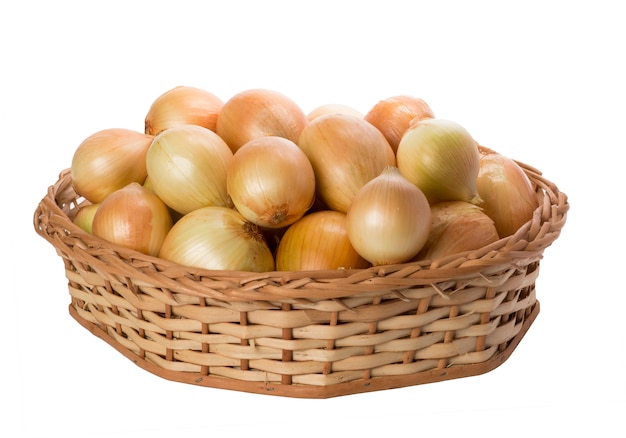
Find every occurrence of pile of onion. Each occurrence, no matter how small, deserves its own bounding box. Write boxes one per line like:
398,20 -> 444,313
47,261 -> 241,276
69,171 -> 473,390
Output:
67,85 -> 541,273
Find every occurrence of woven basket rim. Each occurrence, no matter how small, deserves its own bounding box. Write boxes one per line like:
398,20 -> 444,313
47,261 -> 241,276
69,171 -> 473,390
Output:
34,155 -> 568,301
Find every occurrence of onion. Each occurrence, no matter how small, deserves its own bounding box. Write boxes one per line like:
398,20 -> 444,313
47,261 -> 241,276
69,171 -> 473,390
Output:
158,206 -> 275,272
346,166 -> 431,266
71,128 -> 153,204
476,148 -> 539,237
415,201 -> 499,261
144,85 -> 224,136
146,124 -> 233,215
396,118 -> 481,204
73,203 -> 100,234
364,95 -> 434,153
227,136 -> 315,228
216,88 -> 308,153
92,183 -> 173,256
275,210 -> 370,271
298,113 -> 396,213
143,176 -> 184,223
307,103 -> 363,121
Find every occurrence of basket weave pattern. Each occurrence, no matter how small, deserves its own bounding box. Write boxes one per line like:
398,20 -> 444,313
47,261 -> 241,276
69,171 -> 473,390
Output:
34,160 -> 568,398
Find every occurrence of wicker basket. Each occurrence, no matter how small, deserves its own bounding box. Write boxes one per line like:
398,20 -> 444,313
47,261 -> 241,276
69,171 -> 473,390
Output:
34,157 -> 568,398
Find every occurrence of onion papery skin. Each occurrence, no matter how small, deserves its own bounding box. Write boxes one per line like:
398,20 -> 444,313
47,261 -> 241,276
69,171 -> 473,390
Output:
227,136 -> 315,228
146,124 -> 233,215
346,166 -> 431,266
476,149 -> 539,237
396,118 -> 481,204
276,210 -> 370,271
144,85 -> 224,136
307,103 -> 363,121
158,206 -> 275,273
415,201 -> 499,261
216,88 -> 308,153
92,183 -> 173,256
364,95 -> 435,153
71,128 -> 153,204
298,113 -> 396,213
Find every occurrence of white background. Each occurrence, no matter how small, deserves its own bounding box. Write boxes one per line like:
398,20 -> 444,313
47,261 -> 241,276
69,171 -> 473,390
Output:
3,1 -> 624,437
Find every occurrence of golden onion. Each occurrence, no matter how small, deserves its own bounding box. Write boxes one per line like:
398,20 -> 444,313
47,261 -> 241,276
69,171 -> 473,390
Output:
71,128 -> 153,204
158,206 -> 275,272
364,95 -> 434,153
397,118 -> 482,204
415,201 -> 499,261
216,88 -> 308,153
91,183 -> 173,256
346,166 -> 431,266
476,148 -> 539,237
227,136 -> 315,228
298,113 -> 396,213
144,85 -> 224,136
146,124 -> 233,214
275,210 -> 370,271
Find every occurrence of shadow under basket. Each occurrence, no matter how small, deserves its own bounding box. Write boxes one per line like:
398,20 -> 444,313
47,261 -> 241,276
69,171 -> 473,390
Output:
34,159 -> 568,398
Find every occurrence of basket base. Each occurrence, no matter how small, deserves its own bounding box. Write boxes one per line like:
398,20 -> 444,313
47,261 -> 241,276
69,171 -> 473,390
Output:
69,301 -> 539,398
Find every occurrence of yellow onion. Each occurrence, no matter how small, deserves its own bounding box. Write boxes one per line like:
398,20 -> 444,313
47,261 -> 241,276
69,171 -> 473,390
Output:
92,183 -> 173,256
142,175 -> 157,194
364,95 -> 434,153
143,176 -> 184,223
298,113 -> 396,213
73,203 -> 100,234
476,148 -> 539,237
415,201 -> 499,261
307,103 -> 363,121
216,88 -> 308,153
397,118 -> 481,204
71,128 -> 153,203
144,85 -> 223,136
275,210 -> 370,271
159,206 -> 275,272
227,136 -> 315,228
146,124 -> 233,214
346,166 -> 431,266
